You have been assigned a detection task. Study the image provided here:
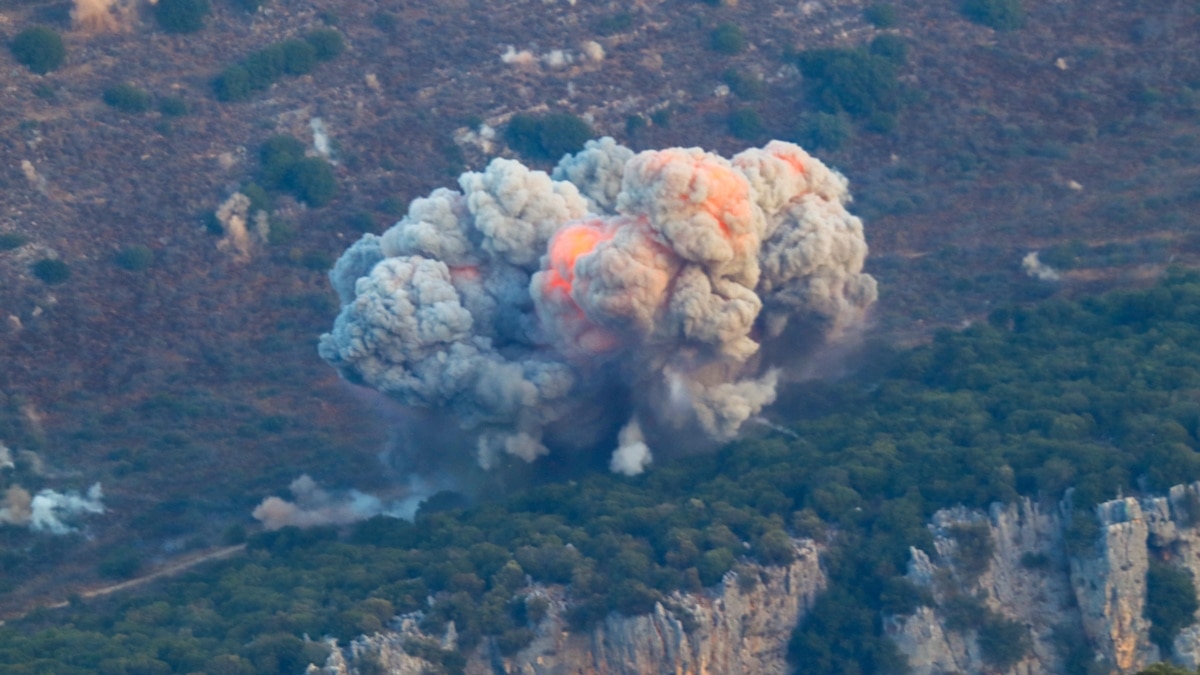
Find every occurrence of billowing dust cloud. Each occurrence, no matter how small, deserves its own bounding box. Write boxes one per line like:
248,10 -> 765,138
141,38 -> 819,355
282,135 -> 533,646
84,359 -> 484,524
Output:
321,138 -> 876,474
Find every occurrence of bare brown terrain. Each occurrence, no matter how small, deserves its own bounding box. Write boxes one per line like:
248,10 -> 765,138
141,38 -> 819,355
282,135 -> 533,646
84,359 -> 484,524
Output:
0,0 -> 1197,612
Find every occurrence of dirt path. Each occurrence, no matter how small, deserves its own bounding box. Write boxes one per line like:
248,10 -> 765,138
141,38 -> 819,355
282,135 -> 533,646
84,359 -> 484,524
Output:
1,544 -> 246,624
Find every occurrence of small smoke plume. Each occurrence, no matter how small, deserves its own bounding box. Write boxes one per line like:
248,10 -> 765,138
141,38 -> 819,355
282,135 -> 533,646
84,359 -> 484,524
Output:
252,475 -> 427,530
216,193 -> 254,262
321,138 -> 876,474
1,483 -> 105,534
0,486 -> 32,527
1022,251 -> 1060,281
610,419 -> 651,476
72,0 -> 123,32
311,118 -> 332,158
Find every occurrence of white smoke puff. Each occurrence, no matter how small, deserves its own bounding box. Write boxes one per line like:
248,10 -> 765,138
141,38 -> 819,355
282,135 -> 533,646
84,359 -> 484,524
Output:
757,195 -> 877,336
215,193 -> 253,262
72,0 -> 123,32
0,485 -> 32,527
28,483 -> 104,534
253,210 -> 270,243
21,160 -> 48,195
552,137 -> 634,212
581,40 -> 605,62
733,141 -> 850,225
0,443 -> 13,471
460,159 -> 589,269
252,474 -> 423,530
542,50 -> 573,69
501,46 -> 536,67
329,233 -> 384,305
687,369 -> 779,440
311,118 -> 331,158
478,430 -> 548,469
380,188 -> 475,266
610,419 -> 651,476
319,255 -> 578,441
1022,251 -> 1060,281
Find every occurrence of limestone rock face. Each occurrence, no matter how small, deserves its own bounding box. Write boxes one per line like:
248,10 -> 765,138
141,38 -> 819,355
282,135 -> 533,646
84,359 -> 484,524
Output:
315,540 -> 825,675
313,484 -> 1200,675
890,484 -> 1200,675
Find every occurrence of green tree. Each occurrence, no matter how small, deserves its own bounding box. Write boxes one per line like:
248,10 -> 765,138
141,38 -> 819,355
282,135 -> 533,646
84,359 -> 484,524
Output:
115,245 -> 154,271
103,83 -> 152,113
32,258 -> 70,284
960,0 -> 1023,30
154,0 -> 211,33
504,113 -> 594,161
863,4 -> 897,28
710,23 -> 746,55
285,158 -> 336,207
305,29 -> 344,61
9,27 -> 66,74
1146,561 -> 1199,653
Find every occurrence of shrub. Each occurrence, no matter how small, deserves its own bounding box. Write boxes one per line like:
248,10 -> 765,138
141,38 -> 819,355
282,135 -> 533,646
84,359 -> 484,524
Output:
797,48 -> 900,119
504,113 -> 594,161
795,112 -> 852,151
213,66 -> 253,101
284,158 -> 336,207
103,83 -> 152,113
1145,561 -> 1198,653
869,34 -> 908,65
728,107 -> 764,140
960,0 -> 1023,31
98,548 -> 142,579
722,68 -> 765,100
710,23 -> 745,55
158,95 -> 188,116
864,4 -> 897,28
32,258 -> 70,284
115,245 -> 154,271
305,29 -> 344,61
260,135 -> 307,187
154,0 -> 211,33
0,232 -> 28,250
279,39 -> 317,76
9,27 -> 66,74
978,613 -> 1030,669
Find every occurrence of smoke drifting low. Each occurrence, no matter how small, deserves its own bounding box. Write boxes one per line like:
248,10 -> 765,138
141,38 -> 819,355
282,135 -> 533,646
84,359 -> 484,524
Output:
321,138 -> 876,474
0,483 -> 105,534
252,475 -> 426,530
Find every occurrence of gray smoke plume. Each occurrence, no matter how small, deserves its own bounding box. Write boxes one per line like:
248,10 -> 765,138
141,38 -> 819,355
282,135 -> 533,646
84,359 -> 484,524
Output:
252,475 -> 428,530
0,483 -> 105,534
321,139 -> 876,474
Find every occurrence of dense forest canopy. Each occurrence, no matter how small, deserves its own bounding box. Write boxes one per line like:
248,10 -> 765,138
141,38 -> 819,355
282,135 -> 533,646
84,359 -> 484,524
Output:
4,271 -> 1200,673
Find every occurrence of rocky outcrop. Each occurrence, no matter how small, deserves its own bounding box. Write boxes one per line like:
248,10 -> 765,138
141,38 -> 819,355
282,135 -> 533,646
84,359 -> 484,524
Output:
314,539 -> 825,675
889,483 -> 1200,675
315,484 -> 1200,675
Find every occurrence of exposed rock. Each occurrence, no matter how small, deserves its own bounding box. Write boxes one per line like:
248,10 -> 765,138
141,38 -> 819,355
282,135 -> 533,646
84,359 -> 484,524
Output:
891,484 -> 1200,674
313,484 -> 1200,675
315,539 -> 825,675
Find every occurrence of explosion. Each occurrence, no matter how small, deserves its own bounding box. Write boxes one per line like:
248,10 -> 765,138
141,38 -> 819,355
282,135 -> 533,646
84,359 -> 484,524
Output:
320,138 -> 876,474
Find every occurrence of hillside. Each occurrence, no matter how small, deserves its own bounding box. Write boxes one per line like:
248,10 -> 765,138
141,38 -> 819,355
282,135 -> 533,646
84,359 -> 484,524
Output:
0,0 -> 1198,632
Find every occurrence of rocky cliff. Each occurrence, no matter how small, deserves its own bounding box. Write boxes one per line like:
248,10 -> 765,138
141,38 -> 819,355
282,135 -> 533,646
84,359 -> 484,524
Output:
315,539 -> 825,675
315,484 -> 1200,675
889,483 -> 1200,674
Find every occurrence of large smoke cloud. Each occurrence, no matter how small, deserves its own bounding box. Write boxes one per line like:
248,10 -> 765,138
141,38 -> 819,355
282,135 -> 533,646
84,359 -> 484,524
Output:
320,138 -> 876,473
